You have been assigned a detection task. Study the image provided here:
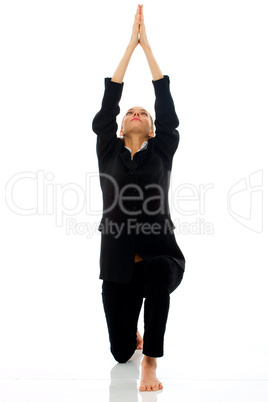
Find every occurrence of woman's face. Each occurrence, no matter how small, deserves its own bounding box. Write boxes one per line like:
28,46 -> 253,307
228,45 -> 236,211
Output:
121,106 -> 153,136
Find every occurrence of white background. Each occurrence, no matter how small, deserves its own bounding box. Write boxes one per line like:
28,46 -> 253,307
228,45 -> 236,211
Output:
0,0 -> 267,383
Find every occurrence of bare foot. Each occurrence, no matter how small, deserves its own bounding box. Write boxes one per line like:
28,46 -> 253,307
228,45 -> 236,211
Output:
136,330 -> 143,350
139,356 -> 163,392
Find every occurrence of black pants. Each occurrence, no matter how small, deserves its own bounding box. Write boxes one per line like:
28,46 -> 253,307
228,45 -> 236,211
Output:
101,255 -> 184,363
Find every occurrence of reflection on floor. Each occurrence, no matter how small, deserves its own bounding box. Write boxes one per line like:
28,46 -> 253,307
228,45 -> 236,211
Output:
1,341 -> 268,401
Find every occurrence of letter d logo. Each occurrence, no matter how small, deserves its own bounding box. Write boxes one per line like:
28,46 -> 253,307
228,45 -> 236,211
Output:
227,170 -> 263,233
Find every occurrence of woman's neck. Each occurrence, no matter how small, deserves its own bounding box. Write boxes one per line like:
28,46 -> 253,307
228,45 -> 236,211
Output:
124,135 -> 148,152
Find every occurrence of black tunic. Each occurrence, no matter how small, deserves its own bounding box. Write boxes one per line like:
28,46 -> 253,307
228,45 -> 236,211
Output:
92,75 -> 186,283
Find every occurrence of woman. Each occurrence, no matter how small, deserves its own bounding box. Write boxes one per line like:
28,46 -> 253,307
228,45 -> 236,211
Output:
92,4 -> 186,392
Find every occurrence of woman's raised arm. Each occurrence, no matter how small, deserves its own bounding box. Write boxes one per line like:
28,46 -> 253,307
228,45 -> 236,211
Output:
111,5 -> 141,83
139,5 -> 164,81
111,4 -> 163,83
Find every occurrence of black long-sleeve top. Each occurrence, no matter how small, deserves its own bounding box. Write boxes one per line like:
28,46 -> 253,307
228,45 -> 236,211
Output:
92,75 -> 185,283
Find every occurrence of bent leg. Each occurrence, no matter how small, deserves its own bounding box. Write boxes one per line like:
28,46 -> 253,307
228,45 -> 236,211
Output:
142,256 -> 184,357
102,278 -> 143,363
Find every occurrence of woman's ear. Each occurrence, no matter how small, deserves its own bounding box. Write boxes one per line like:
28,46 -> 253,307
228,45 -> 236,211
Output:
120,129 -> 125,137
148,130 -> 155,139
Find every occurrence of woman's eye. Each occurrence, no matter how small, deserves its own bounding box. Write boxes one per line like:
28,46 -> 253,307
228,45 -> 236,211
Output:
126,111 -> 147,116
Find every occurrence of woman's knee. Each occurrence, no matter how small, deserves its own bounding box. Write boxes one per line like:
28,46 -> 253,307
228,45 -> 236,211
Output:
111,346 -> 136,364
145,256 -> 173,285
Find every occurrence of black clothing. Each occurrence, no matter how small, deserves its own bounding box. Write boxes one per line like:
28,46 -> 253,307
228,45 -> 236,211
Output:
102,256 -> 184,362
92,75 -> 186,283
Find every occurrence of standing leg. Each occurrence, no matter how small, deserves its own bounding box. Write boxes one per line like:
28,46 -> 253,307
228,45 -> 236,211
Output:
142,255 -> 184,357
139,255 -> 184,391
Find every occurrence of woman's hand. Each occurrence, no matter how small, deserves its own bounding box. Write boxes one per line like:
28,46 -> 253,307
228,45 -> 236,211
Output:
129,5 -> 142,50
111,5 -> 141,83
139,4 -> 151,51
138,5 -> 163,80
111,4 -> 162,83
129,5 -> 150,51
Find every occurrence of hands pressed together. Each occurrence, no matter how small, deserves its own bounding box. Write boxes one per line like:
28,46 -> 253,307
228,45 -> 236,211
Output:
129,4 -> 150,51
111,4 -> 163,83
